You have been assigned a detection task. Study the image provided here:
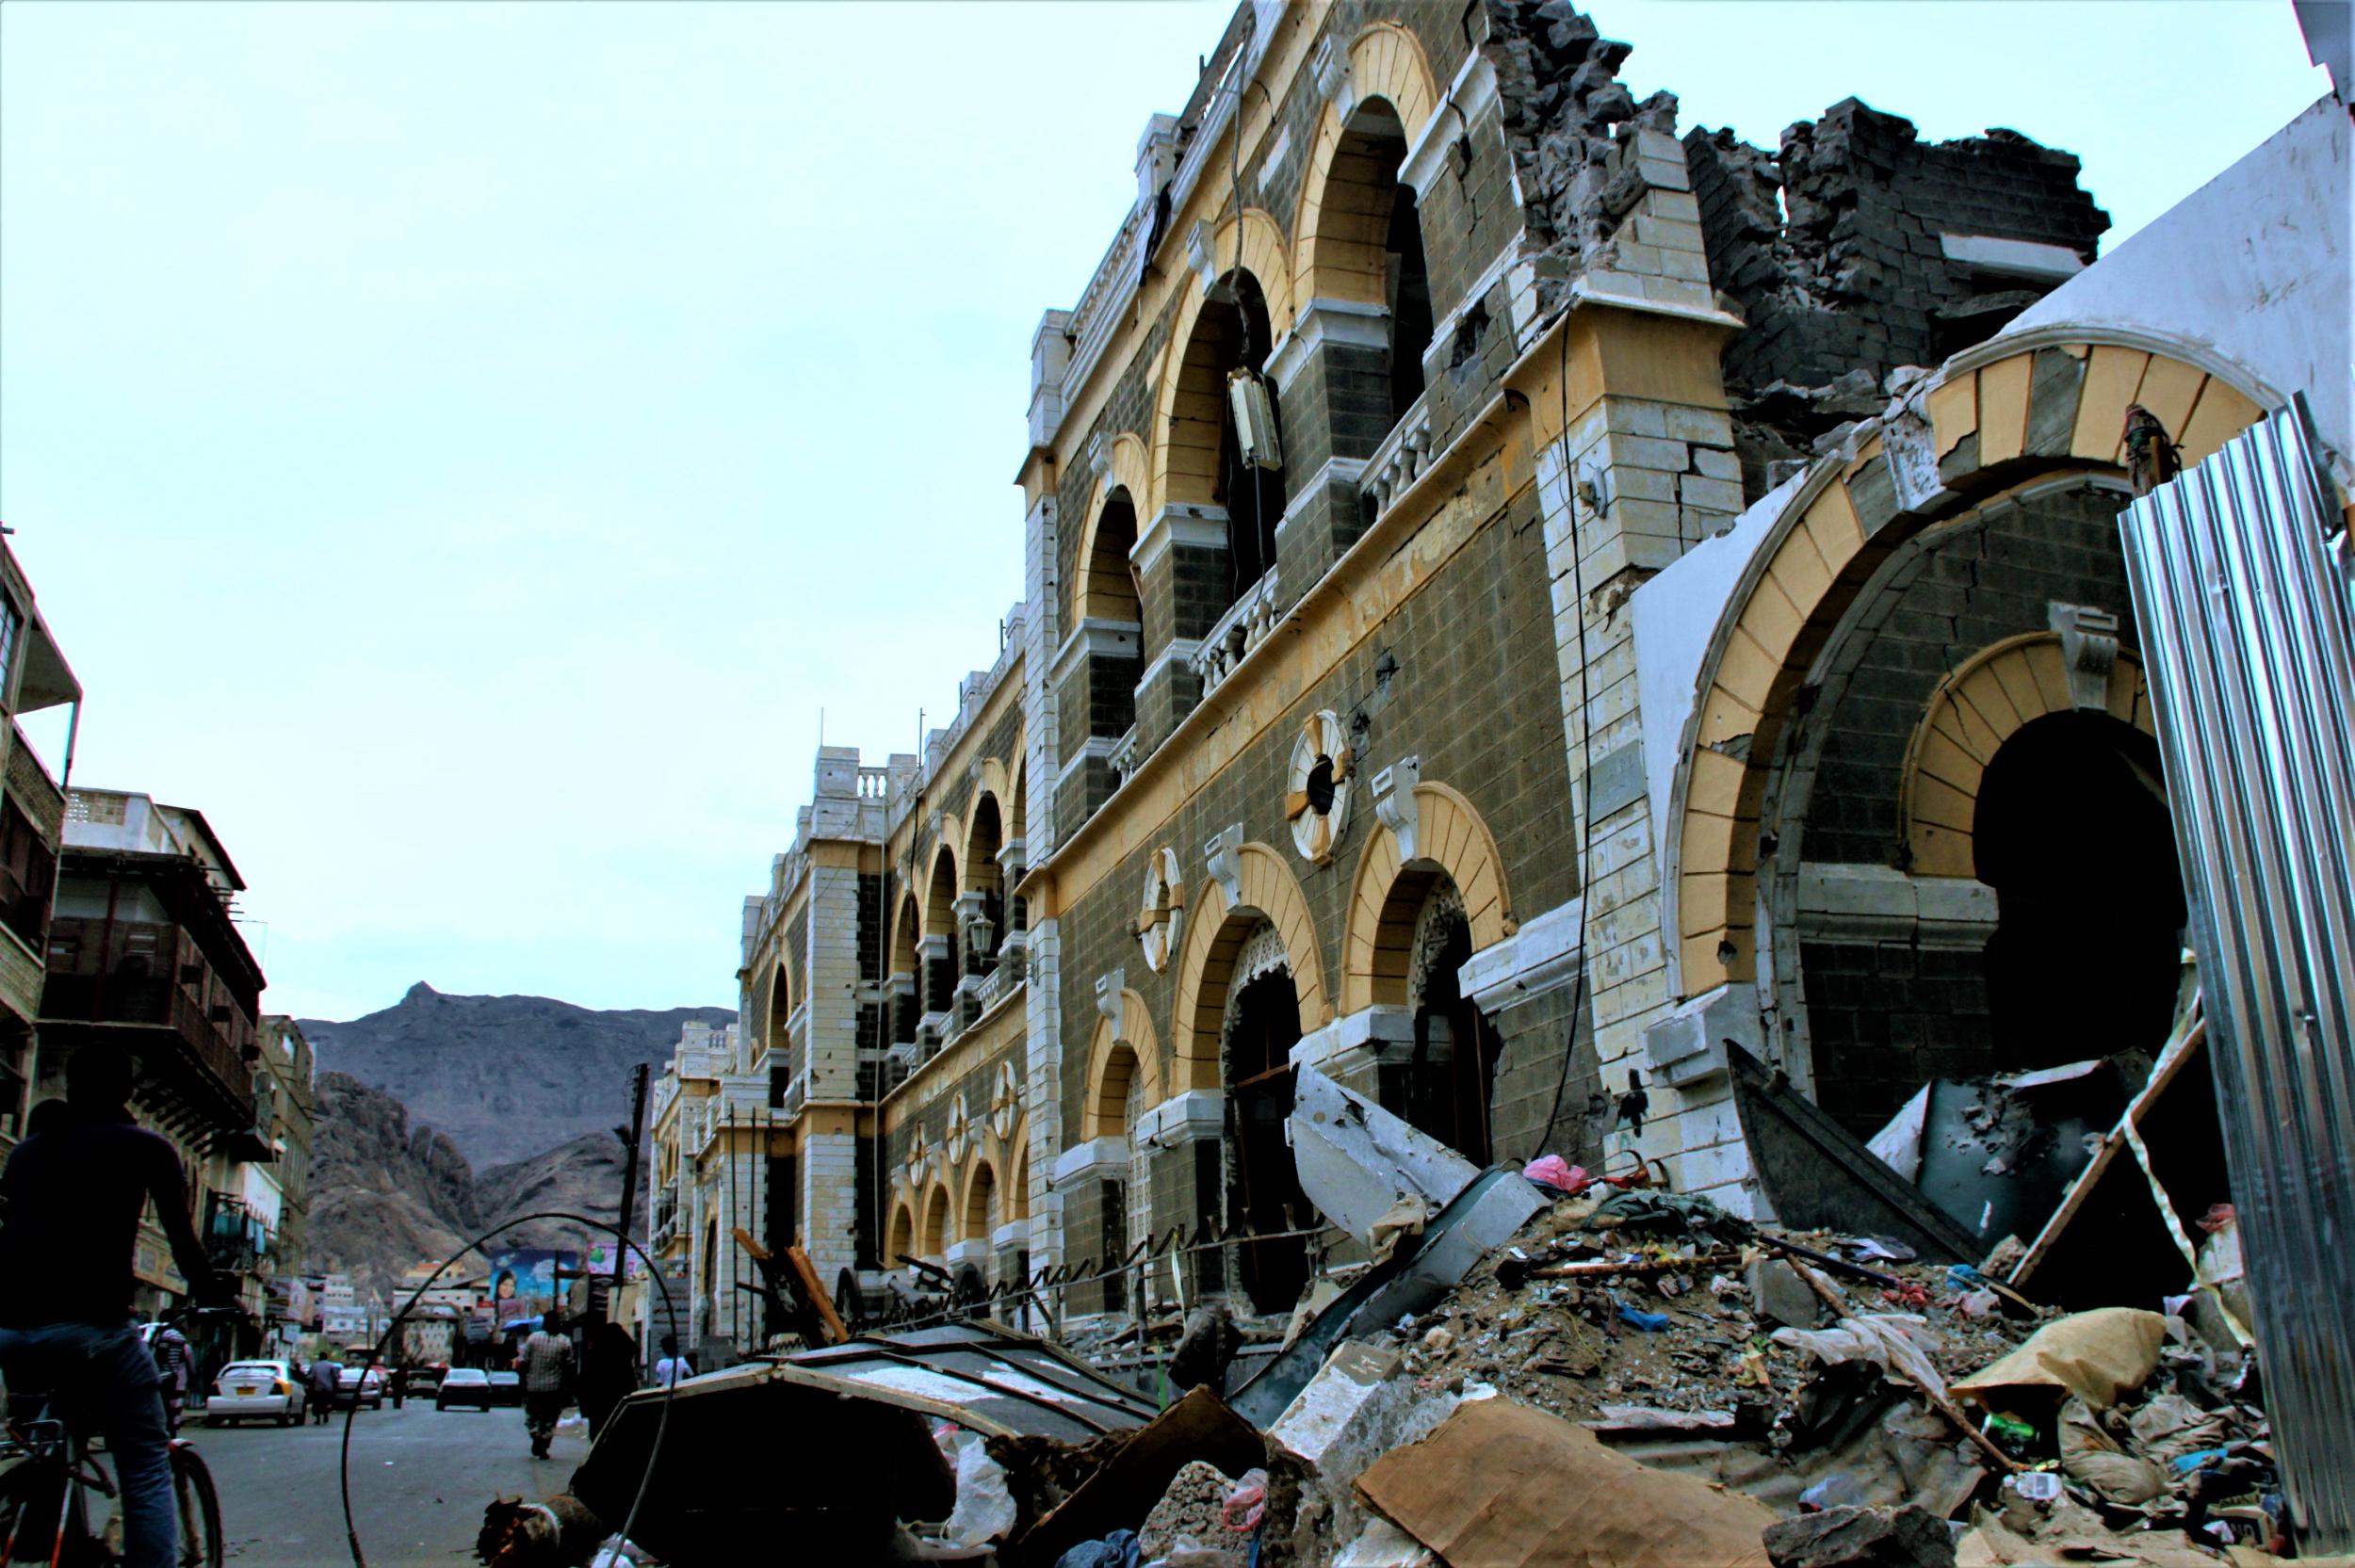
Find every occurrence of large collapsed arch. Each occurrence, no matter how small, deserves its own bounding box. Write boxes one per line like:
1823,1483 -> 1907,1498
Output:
1666,340 -> 2269,994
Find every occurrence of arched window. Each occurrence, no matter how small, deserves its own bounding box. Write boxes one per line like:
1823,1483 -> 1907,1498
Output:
1171,271 -> 1286,609
890,895 -> 921,1043
966,798 -> 1005,972
1350,100 -> 1436,425
964,1160 -> 998,1244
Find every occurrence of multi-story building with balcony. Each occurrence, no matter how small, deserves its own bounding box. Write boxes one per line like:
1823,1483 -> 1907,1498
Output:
39,787 -> 273,1317
0,543 -> 80,1154
706,0 -> 2348,1348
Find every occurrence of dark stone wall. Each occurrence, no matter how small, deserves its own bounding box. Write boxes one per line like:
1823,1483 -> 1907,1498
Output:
1790,479 -> 2142,1134
1686,98 -> 2107,412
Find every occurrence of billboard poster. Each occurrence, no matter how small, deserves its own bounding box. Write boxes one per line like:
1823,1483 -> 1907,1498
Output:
582,1241 -> 646,1281
482,1248 -> 576,1326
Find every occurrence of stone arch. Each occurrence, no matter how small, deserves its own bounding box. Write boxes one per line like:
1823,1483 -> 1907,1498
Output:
1080,994 -> 1165,1139
922,842 -> 960,944
885,1196 -> 916,1266
891,890 -> 920,975
1291,24 -> 1439,309
1172,842 -> 1329,1089
1667,342 -> 2271,994
965,793 -> 1004,892
1076,433 -> 1152,626
764,957 -> 793,1058
1148,234 -> 1291,517
1901,634 -> 2157,878
1002,1127 -> 1030,1222
959,1154 -> 999,1243
1341,782 -> 1514,1012
918,1180 -> 950,1258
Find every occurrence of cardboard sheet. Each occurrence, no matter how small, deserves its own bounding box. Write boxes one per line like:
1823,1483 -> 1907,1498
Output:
1356,1398 -> 1774,1568
1952,1308 -> 2166,1410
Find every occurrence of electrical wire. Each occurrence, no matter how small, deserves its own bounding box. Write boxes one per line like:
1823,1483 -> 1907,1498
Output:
1537,302 -> 1601,1154
337,1209 -> 680,1568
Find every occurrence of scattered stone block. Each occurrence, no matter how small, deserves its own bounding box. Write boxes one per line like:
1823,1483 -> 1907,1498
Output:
1762,1503 -> 1957,1568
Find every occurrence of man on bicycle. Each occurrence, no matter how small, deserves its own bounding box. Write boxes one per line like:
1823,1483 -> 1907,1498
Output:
0,1047 -> 232,1568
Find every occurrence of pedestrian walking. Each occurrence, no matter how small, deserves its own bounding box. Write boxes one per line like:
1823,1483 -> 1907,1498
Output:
515,1309 -> 574,1460
650,1334 -> 688,1388
309,1356 -> 339,1423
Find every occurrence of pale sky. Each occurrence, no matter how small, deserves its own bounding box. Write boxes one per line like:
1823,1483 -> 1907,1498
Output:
1,1 -> 2329,1023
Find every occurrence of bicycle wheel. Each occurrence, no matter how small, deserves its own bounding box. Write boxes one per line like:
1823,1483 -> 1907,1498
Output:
0,1459 -> 70,1565
169,1447 -> 221,1568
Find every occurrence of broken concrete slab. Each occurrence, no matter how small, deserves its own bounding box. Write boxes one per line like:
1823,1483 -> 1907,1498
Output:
1290,1065 -> 1481,1248
1763,1503 -> 1957,1568
1264,1339 -> 1485,1561
1747,1256 -> 1823,1330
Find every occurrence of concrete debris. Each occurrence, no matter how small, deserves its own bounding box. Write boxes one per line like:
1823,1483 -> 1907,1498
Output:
1748,1257 -> 1824,1330
1288,1067 -> 1478,1249
1762,1503 -> 1957,1568
1137,1460 -> 1247,1567
1262,1339 -> 1484,1561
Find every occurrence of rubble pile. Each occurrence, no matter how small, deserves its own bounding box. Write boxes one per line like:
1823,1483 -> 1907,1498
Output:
479,1059 -> 2318,1568
1390,1192 -> 2038,1427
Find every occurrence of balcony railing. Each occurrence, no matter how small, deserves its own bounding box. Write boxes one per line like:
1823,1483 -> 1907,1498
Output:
1189,571 -> 1282,697
1360,391 -> 1434,522
41,963 -> 256,1120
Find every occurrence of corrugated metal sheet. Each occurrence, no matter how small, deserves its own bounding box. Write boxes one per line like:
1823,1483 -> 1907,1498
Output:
2118,397 -> 2355,1554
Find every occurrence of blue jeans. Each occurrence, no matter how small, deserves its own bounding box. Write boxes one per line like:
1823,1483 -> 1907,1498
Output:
0,1321 -> 178,1568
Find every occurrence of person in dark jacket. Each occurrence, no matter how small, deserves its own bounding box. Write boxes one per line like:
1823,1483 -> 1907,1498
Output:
577,1321 -> 638,1439
0,1049 -> 229,1568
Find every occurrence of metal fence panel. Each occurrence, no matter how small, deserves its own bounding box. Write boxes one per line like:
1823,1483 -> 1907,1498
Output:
2118,396 -> 2355,1553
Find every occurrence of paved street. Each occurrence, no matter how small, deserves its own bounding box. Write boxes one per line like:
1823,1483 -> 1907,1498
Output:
192,1399 -> 590,1565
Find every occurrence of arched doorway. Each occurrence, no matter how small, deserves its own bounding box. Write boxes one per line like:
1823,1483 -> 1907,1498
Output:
1975,713 -> 2184,1071
1222,923 -> 1310,1314
1392,884 -> 1499,1165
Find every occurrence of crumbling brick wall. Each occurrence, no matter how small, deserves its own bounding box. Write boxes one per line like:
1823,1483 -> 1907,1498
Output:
1485,0 -> 1688,303
1685,99 -> 2107,489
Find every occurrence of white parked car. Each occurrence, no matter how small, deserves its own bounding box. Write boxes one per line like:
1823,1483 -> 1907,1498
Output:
204,1360 -> 306,1427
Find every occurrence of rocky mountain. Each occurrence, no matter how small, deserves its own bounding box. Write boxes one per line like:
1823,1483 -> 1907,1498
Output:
300,982 -> 733,1168
307,1072 -> 644,1297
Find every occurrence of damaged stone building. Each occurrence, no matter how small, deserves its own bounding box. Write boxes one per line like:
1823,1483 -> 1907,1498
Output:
648,0 -> 2351,1363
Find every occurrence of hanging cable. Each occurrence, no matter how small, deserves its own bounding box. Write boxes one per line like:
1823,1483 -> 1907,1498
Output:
338,1210 -> 680,1568
1538,304 -> 1602,1154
